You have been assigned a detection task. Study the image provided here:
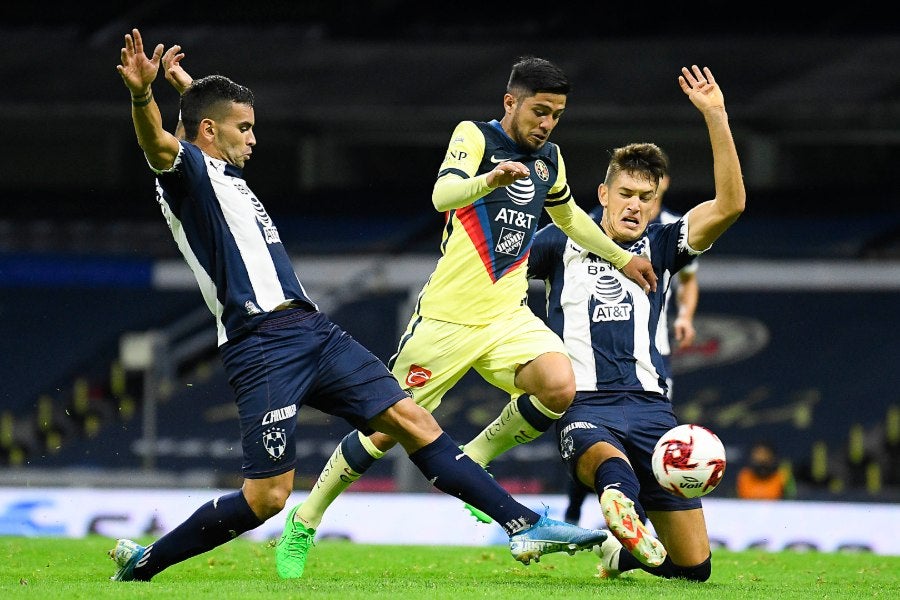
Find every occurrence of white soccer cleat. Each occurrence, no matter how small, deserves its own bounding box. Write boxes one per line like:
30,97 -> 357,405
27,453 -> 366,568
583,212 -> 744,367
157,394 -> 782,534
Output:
600,488 -> 666,567
594,531 -> 623,579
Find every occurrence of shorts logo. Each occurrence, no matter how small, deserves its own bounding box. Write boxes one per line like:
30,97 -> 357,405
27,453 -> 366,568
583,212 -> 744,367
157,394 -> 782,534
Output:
262,404 -> 297,425
534,160 -> 549,182
405,364 -> 432,388
560,435 -> 575,460
262,427 -> 287,460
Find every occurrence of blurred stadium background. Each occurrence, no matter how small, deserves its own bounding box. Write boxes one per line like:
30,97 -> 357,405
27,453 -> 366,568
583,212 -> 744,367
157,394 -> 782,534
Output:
1,2 -> 899,515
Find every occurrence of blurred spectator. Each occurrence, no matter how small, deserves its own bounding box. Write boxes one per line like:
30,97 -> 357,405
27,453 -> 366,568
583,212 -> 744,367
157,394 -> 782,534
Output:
736,441 -> 797,500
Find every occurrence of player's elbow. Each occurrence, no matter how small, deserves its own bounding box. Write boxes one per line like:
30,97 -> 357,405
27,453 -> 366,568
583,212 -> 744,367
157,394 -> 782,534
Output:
731,188 -> 747,217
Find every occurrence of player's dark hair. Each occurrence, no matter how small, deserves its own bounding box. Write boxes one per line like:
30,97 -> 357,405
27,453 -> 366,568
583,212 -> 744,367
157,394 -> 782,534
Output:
180,74 -> 255,141
604,142 -> 669,187
507,56 -> 571,98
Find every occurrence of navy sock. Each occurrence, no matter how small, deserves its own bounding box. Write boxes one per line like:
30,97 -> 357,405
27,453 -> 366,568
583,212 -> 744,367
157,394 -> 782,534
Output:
408,432 -> 540,535
594,456 -> 647,522
133,490 -> 264,580
620,553 -> 711,581
341,431 -> 379,472
515,394 -> 556,431
617,547 -> 646,572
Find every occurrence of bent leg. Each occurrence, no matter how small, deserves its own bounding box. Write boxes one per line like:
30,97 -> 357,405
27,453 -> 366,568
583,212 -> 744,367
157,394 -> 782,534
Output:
610,509 -> 711,581
647,508 -> 711,567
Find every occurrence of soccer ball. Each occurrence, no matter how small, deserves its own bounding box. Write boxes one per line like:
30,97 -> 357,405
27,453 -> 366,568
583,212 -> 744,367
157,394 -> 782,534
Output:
651,424 -> 726,498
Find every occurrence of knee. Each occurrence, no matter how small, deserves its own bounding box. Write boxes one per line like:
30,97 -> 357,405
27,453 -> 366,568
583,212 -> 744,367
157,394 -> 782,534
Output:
378,398 -> 441,438
534,377 -> 575,413
243,482 -> 292,521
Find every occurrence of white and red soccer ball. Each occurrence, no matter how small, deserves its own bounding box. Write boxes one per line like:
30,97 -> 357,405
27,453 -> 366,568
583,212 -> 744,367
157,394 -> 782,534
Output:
651,424 -> 727,498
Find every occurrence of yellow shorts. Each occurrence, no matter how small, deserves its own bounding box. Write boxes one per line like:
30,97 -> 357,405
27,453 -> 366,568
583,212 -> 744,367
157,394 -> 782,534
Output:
389,304 -> 568,413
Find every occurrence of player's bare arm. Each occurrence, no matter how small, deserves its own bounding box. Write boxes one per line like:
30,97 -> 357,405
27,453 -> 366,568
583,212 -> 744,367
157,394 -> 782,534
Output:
679,65 -> 746,250
116,28 -> 180,170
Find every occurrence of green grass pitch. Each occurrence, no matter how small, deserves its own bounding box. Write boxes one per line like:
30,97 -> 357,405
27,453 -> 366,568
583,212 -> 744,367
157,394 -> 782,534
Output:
2,535 -> 898,599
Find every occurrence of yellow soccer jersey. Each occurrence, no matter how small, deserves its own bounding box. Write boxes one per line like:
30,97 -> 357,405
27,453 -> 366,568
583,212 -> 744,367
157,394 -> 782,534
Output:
418,119 -> 571,324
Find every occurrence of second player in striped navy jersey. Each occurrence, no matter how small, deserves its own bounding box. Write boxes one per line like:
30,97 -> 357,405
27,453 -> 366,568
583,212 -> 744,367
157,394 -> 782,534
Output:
531,65 -> 745,583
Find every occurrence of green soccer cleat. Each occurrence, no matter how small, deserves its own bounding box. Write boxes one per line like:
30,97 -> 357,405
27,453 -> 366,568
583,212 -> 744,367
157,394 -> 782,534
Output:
275,504 -> 316,579
108,538 -> 147,582
463,502 -> 493,524
509,514 -> 608,565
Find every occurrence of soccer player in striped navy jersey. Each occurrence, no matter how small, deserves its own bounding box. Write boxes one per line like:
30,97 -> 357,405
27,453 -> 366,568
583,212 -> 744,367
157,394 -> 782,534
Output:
563,162 -> 700,525
109,28 -> 611,582
529,65 -> 745,582
277,55 -> 660,578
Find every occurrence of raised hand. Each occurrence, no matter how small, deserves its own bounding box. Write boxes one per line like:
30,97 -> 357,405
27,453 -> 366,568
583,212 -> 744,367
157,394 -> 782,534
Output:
678,65 -> 725,113
162,44 -> 193,95
116,28 -> 163,95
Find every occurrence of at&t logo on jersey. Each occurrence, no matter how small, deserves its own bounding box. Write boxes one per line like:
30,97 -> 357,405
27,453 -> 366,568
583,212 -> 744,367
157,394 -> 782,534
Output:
495,207 -> 535,229
249,195 -> 281,244
504,178 -> 535,205
588,264 -> 632,322
263,226 -> 281,244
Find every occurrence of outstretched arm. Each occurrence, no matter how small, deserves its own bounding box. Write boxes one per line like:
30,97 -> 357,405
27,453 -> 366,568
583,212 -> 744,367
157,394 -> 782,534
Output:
680,65 -> 746,250
116,28 -> 180,171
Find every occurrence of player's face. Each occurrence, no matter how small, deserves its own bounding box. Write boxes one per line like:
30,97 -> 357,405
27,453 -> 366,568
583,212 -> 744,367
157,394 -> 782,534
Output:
207,102 -> 256,168
598,171 -> 658,243
504,92 -> 566,152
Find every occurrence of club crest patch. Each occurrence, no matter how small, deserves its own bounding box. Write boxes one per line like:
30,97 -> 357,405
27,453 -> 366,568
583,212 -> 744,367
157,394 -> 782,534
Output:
262,427 -> 287,460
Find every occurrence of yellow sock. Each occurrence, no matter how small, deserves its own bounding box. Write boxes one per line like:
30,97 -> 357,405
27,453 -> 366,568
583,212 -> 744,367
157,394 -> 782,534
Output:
463,395 -> 562,467
296,431 -> 382,529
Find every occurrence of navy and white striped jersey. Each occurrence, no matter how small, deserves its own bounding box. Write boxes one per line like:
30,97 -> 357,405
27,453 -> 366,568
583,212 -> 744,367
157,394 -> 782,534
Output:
653,206 -> 698,357
153,141 -> 317,346
528,212 -> 701,395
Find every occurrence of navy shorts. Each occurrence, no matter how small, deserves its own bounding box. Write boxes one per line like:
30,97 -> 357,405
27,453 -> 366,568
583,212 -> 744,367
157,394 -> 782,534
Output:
555,392 -> 702,511
219,309 -> 409,479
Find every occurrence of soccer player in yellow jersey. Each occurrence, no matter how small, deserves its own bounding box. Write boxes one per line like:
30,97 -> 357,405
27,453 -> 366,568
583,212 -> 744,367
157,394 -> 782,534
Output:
276,56 -> 657,578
